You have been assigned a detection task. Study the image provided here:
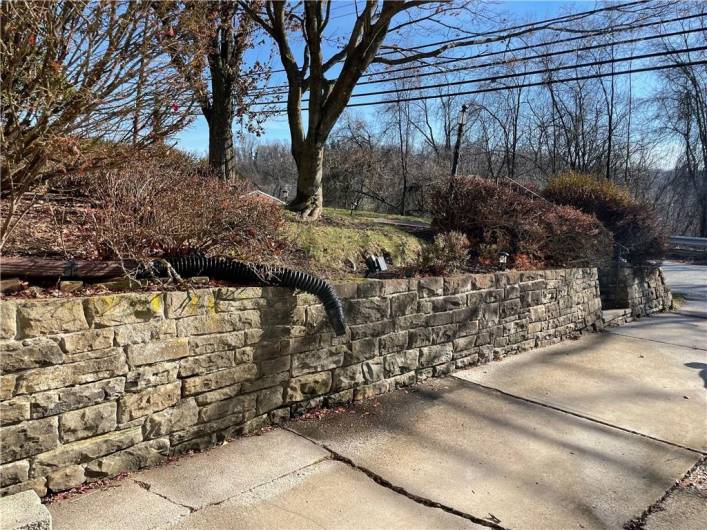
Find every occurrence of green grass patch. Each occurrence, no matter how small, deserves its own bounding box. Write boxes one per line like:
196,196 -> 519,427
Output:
284,210 -> 425,277
323,207 -> 430,225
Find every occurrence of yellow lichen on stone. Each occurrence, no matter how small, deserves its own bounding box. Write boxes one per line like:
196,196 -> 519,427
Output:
85,293 -> 163,327
164,290 -> 218,319
149,295 -> 163,313
206,293 -> 217,314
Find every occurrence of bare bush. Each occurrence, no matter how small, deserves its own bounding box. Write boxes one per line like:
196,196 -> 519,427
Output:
89,147 -> 286,261
431,176 -> 613,267
419,231 -> 471,275
0,1 -> 195,248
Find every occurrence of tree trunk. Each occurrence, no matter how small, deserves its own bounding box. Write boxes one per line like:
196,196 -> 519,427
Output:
208,111 -> 236,181
397,103 -> 408,216
208,64 -> 237,181
289,143 -> 324,219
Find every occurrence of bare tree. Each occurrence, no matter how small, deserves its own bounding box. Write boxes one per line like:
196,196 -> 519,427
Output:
655,62 -> 707,235
325,114 -> 396,211
0,1 -> 194,248
155,1 -> 268,181
409,78 -> 466,163
236,137 -> 297,198
644,4 -> 706,235
383,77 -> 421,215
242,0 -> 472,219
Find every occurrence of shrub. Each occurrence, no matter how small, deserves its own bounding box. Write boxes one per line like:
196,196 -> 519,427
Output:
89,147 -> 287,261
539,204 -> 613,267
431,176 -> 613,267
543,172 -> 666,264
419,231 -> 471,274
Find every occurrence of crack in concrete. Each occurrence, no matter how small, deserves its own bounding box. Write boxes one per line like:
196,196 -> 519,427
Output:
132,478 -> 196,513
284,426 -> 507,530
623,455 -> 707,529
454,377 -> 705,455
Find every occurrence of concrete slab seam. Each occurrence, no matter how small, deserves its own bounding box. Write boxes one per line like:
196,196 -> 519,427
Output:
208,455 -> 332,504
134,453 -> 332,517
283,426 -> 507,530
622,455 -> 707,530
605,330 -> 707,351
451,377 -> 706,455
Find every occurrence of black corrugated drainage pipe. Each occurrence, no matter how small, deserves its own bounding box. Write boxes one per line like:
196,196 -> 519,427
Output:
149,255 -> 347,336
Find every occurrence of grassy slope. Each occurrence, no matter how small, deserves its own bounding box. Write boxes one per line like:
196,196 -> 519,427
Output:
323,207 -> 430,224
284,209 -> 426,278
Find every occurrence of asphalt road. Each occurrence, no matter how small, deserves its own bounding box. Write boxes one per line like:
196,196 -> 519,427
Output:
662,260 -> 707,318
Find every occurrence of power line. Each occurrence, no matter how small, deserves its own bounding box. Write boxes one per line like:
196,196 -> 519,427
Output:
340,60 -> 707,109
261,25 -> 705,96
375,26 -> 706,86
234,59 -> 705,115
330,45 -> 707,100
329,10 -> 359,21
252,45 -> 707,106
363,11 -> 705,79
262,11 -> 705,89
378,0 -> 652,55
268,0 -> 656,74
328,3 -> 355,14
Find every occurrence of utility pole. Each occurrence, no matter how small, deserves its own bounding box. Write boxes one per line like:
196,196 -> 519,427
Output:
451,104 -> 468,177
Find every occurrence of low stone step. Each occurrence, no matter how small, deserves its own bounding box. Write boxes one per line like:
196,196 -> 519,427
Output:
0,490 -> 52,530
603,308 -> 632,327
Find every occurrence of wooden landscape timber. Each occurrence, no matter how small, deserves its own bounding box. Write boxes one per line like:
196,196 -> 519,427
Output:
0,257 -> 133,280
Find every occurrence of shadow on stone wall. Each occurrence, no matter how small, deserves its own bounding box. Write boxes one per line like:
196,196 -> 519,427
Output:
598,263 -> 672,316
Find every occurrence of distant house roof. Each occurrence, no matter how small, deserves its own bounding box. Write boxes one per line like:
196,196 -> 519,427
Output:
246,190 -> 286,205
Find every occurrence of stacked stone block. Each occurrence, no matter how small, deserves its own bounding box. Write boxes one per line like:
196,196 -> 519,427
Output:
624,267 -> 672,317
0,269 -> 603,497
599,265 -> 672,318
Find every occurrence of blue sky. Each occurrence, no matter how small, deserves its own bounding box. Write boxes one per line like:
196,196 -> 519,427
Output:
175,0 -> 654,155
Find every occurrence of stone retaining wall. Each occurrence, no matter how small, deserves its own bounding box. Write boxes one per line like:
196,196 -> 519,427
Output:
598,265 -> 672,318
1,268 -> 603,497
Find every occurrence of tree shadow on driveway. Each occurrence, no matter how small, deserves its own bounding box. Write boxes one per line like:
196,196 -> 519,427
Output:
685,362 -> 707,389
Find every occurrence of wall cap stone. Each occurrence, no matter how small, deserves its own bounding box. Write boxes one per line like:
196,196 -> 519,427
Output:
0,489 -> 51,530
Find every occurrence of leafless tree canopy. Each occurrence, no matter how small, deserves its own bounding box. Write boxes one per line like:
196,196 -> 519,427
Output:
242,0 -> 479,219
0,0 -> 195,247
238,1 -> 706,235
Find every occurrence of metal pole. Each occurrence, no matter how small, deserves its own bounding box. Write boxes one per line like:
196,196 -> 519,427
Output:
451,104 -> 468,176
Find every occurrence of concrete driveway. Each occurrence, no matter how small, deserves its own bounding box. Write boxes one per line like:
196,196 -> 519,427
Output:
662,260 -> 707,318
290,261 -> 706,528
49,429 -> 484,530
48,264 -> 706,530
